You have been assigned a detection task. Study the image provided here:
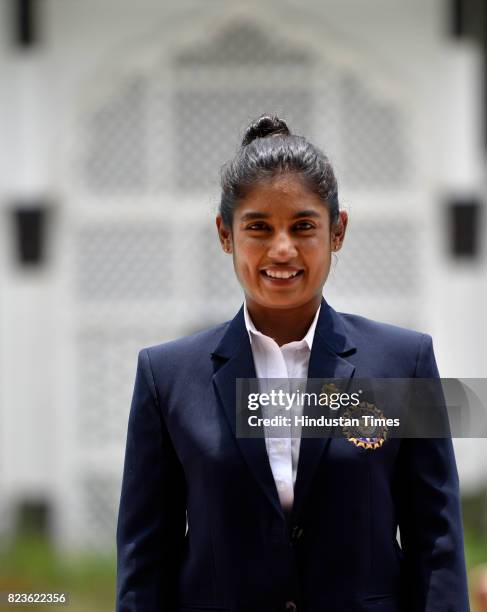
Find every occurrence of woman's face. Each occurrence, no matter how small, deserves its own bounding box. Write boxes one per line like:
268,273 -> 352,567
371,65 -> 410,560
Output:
216,174 -> 347,311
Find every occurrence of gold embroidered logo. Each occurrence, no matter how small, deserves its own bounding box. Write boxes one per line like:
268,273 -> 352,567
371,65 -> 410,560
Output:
320,382 -> 340,396
342,402 -> 388,449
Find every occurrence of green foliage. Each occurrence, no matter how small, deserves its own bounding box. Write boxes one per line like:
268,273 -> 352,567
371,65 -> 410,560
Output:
1,504 -> 486,612
0,534 -> 115,612
462,490 -> 487,568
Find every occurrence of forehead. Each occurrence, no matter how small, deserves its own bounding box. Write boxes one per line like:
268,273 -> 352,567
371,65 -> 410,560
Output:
236,174 -> 326,215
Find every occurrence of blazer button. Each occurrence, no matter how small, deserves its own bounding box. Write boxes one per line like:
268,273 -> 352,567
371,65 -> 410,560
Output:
285,601 -> 297,611
291,525 -> 304,542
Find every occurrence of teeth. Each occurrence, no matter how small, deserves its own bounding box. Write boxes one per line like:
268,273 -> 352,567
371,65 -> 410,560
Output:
264,270 -> 300,279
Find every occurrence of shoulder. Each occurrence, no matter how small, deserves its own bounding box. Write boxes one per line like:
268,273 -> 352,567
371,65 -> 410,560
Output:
336,311 -> 436,376
139,320 -> 230,372
339,311 -> 426,347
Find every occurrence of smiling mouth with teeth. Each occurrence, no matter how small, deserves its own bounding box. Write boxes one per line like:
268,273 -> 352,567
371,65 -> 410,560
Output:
261,269 -> 304,279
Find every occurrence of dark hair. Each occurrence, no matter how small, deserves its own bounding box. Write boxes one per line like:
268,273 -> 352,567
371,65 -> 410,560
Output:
219,114 -> 339,229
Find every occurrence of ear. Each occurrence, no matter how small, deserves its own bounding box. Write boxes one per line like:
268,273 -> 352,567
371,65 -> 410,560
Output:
216,215 -> 233,254
331,210 -> 348,252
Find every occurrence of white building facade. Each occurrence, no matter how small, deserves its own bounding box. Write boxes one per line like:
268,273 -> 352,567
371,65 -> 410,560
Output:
0,0 -> 485,551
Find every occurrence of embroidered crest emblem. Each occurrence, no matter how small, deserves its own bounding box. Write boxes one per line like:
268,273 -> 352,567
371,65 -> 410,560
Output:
342,401 -> 388,449
320,382 -> 340,396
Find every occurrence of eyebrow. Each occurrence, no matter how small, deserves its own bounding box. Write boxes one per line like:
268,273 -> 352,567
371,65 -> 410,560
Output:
240,210 -> 321,222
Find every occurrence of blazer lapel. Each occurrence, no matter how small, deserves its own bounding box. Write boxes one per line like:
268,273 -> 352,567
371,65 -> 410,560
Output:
291,298 -> 357,523
211,305 -> 285,520
210,299 -> 357,524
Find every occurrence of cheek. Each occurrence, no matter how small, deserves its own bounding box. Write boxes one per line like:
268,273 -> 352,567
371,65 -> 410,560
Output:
233,239 -> 264,270
232,246 -> 260,281
302,240 -> 332,273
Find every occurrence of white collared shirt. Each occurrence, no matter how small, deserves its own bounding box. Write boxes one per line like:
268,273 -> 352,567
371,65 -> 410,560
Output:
243,299 -> 321,512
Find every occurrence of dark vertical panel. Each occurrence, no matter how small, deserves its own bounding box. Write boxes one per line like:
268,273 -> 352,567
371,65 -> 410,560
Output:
15,499 -> 51,538
11,204 -> 49,266
450,0 -> 485,40
450,0 -> 464,37
448,199 -> 482,258
11,0 -> 40,48
449,0 -> 487,149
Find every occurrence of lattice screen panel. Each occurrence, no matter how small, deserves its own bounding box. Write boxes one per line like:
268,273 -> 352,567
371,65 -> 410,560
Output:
327,219 -> 418,295
173,89 -> 313,192
172,20 -> 313,192
75,224 -> 172,301
77,326 -> 167,448
194,221 -> 243,323
75,18 -> 412,199
338,75 -> 411,189
82,77 -> 148,195
313,78 -> 341,173
81,474 -> 121,549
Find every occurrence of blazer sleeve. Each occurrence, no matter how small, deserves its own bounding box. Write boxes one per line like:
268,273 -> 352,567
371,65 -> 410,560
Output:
116,348 -> 187,611
395,334 -> 470,612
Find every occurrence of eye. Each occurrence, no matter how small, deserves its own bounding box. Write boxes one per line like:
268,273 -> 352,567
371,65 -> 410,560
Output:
293,221 -> 315,231
246,222 -> 270,231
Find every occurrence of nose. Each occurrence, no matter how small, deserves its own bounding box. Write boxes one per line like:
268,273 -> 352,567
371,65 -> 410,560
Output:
267,230 -> 298,260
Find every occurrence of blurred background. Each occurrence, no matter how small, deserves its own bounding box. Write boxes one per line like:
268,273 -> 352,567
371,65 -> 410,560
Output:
0,0 -> 486,610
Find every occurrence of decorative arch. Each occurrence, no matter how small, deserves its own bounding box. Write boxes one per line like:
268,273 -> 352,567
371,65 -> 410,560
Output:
70,7 -> 414,199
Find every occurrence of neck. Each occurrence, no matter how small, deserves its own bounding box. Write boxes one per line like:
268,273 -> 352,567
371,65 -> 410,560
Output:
246,295 -> 322,346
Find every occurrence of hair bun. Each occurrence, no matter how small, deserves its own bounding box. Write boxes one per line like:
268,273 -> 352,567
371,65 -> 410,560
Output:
241,114 -> 291,146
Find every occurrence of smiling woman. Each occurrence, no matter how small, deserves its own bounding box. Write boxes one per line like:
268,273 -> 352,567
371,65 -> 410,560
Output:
216,172 -> 347,345
116,115 -> 470,612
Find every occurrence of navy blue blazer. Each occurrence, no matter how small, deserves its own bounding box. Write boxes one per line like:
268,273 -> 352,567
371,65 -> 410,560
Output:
116,298 -> 470,612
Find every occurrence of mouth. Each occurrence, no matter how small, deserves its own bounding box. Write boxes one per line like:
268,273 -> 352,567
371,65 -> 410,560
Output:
260,268 -> 304,284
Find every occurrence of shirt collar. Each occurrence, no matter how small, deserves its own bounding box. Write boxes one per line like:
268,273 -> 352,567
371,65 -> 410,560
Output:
243,299 -> 322,351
